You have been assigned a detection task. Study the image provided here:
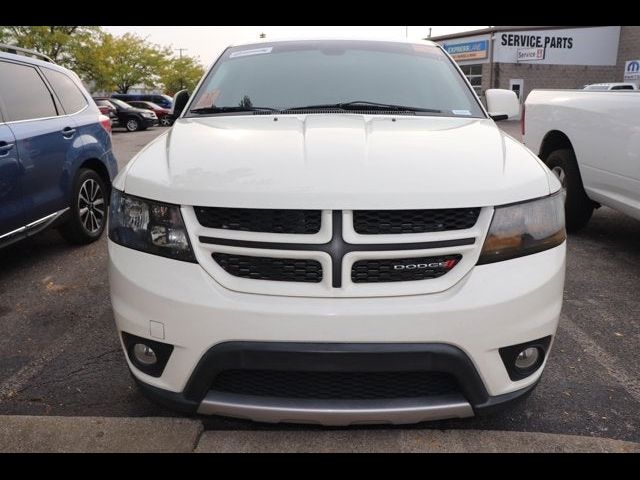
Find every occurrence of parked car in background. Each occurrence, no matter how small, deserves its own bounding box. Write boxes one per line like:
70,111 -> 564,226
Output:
111,93 -> 173,109
524,89 -> 640,231
93,98 -> 117,128
109,39 -> 566,425
0,44 -> 117,248
126,100 -> 173,126
583,82 -> 638,91
93,97 -> 157,132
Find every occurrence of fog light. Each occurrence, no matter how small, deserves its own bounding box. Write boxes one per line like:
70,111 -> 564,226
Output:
499,336 -> 551,381
133,343 -> 157,366
515,347 -> 540,370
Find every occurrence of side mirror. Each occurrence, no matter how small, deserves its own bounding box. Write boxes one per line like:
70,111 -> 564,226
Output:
485,89 -> 520,121
171,89 -> 190,119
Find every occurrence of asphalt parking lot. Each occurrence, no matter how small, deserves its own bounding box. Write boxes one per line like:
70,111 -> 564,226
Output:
0,123 -> 638,441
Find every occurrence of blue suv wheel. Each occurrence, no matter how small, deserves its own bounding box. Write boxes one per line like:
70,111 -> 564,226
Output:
59,169 -> 108,244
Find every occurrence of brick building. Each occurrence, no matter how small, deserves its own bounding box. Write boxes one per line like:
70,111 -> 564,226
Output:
430,26 -> 640,102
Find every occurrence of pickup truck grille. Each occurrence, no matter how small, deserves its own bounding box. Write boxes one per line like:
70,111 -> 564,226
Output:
194,207 -> 321,234
353,208 -> 481,234
351,255 -> 462,283
213,253 -> 322,283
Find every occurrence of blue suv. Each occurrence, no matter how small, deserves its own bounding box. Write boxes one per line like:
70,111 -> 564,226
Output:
0,46 -> 117,248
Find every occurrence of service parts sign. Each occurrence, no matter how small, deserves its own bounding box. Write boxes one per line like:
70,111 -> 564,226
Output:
624,60 -> 640,83
494,26 -> 621,66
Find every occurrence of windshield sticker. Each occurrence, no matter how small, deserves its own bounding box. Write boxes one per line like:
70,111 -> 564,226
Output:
194,89 -> 220,108
230,47 -> 273,58
452,109 -> 472,116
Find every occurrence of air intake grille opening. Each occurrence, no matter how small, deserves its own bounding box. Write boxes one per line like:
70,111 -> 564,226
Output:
194,207 -> 321,234
353,208 -> 481,234
213,253 -> 322,283
211,370 -> 459,400
351,255 -> 462,283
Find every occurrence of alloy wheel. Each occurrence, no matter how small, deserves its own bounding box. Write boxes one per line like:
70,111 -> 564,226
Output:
78,178 -> 105,234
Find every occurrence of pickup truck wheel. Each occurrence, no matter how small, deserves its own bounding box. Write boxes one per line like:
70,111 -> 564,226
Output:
59,169 -> 108,245
125,118 -> 140,132
546,148 -> 593,233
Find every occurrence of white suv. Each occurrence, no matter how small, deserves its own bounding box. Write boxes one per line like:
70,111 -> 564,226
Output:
108,39 -> 566,425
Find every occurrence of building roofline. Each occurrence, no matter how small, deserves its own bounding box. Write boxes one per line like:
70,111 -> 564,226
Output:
428,26 -> 610,42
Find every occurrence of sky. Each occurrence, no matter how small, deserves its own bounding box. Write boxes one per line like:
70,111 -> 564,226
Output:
103,26 -> 485,66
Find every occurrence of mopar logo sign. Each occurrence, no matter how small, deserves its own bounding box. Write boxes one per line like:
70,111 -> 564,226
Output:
624,60 -> 640,82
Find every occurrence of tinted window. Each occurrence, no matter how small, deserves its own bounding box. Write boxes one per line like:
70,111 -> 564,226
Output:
42,68 -> 88,114
611,85 -> 633,90
0,61 -> 57,121
188,40 -> 484,117
109,98 -> 132,109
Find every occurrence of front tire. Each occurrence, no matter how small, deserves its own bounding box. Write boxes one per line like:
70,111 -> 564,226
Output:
160,116 -> 171,126
546,148 -> 593,232
59,169 -> 108,245
125,117 -> 141,132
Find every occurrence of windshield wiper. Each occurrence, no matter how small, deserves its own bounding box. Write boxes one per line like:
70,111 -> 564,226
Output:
284,101 -> 442,113
189,105 -> 279,114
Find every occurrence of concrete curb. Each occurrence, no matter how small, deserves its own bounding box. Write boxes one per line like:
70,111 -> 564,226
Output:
1,416 -> 638,453
0,416 -> 203,453
196,429 -> 640,453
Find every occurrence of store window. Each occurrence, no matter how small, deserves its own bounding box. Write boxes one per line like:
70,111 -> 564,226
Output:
459,64 -> 483,97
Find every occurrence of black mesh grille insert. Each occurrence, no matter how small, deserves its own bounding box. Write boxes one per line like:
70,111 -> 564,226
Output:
211,370 -> 459,400
194,207 -> 321,234
351,255 -> 462,283
353,208 -> 481,234
213,253 -> 322,283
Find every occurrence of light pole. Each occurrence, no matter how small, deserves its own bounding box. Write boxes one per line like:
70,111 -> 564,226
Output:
174,48 -> 188,91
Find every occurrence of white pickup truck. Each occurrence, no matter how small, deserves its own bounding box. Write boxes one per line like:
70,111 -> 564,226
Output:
524,89 -> 640,231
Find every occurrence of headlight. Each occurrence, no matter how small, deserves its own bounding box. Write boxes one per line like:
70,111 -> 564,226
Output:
142,112 -> 156,118
478,192 -> 565,265
108,190 -> 196,262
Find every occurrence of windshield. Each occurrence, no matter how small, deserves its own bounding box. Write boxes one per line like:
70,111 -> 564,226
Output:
187,40 -> 485,118
109,98 -> 133,109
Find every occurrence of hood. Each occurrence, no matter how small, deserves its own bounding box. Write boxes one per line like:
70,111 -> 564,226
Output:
119,115 -> 552,209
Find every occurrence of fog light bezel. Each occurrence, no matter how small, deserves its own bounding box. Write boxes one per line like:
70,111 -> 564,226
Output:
499,336 -> 551,381
122,332 -> 174,377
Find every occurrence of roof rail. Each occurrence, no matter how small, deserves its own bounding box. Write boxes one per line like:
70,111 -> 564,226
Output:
0,43 -> 55,63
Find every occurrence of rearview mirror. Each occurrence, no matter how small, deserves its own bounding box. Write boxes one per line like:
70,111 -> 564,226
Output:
485,89 -> 520,121
171,89 -> 190,119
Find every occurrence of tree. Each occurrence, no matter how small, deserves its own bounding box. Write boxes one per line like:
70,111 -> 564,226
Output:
108,33 -> 171,93
72,32 -> 171,94
0,26 -> 101,65
159,55 -> 205,96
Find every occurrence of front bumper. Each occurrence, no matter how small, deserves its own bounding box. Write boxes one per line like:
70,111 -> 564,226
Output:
109,240 -> 565,424
142,117 -> 158,127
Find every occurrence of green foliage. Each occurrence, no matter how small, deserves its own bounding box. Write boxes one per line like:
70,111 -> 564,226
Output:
159,55 -> 206,96
0,26 -> 100,65
0,26 -> 205,95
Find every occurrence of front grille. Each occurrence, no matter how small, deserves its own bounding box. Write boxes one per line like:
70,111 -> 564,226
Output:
211,370 -> 459,400
213,253 -> 322,283
194,207 -> 321,234
353,208 -> 481,234
351,255 -> 462,283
